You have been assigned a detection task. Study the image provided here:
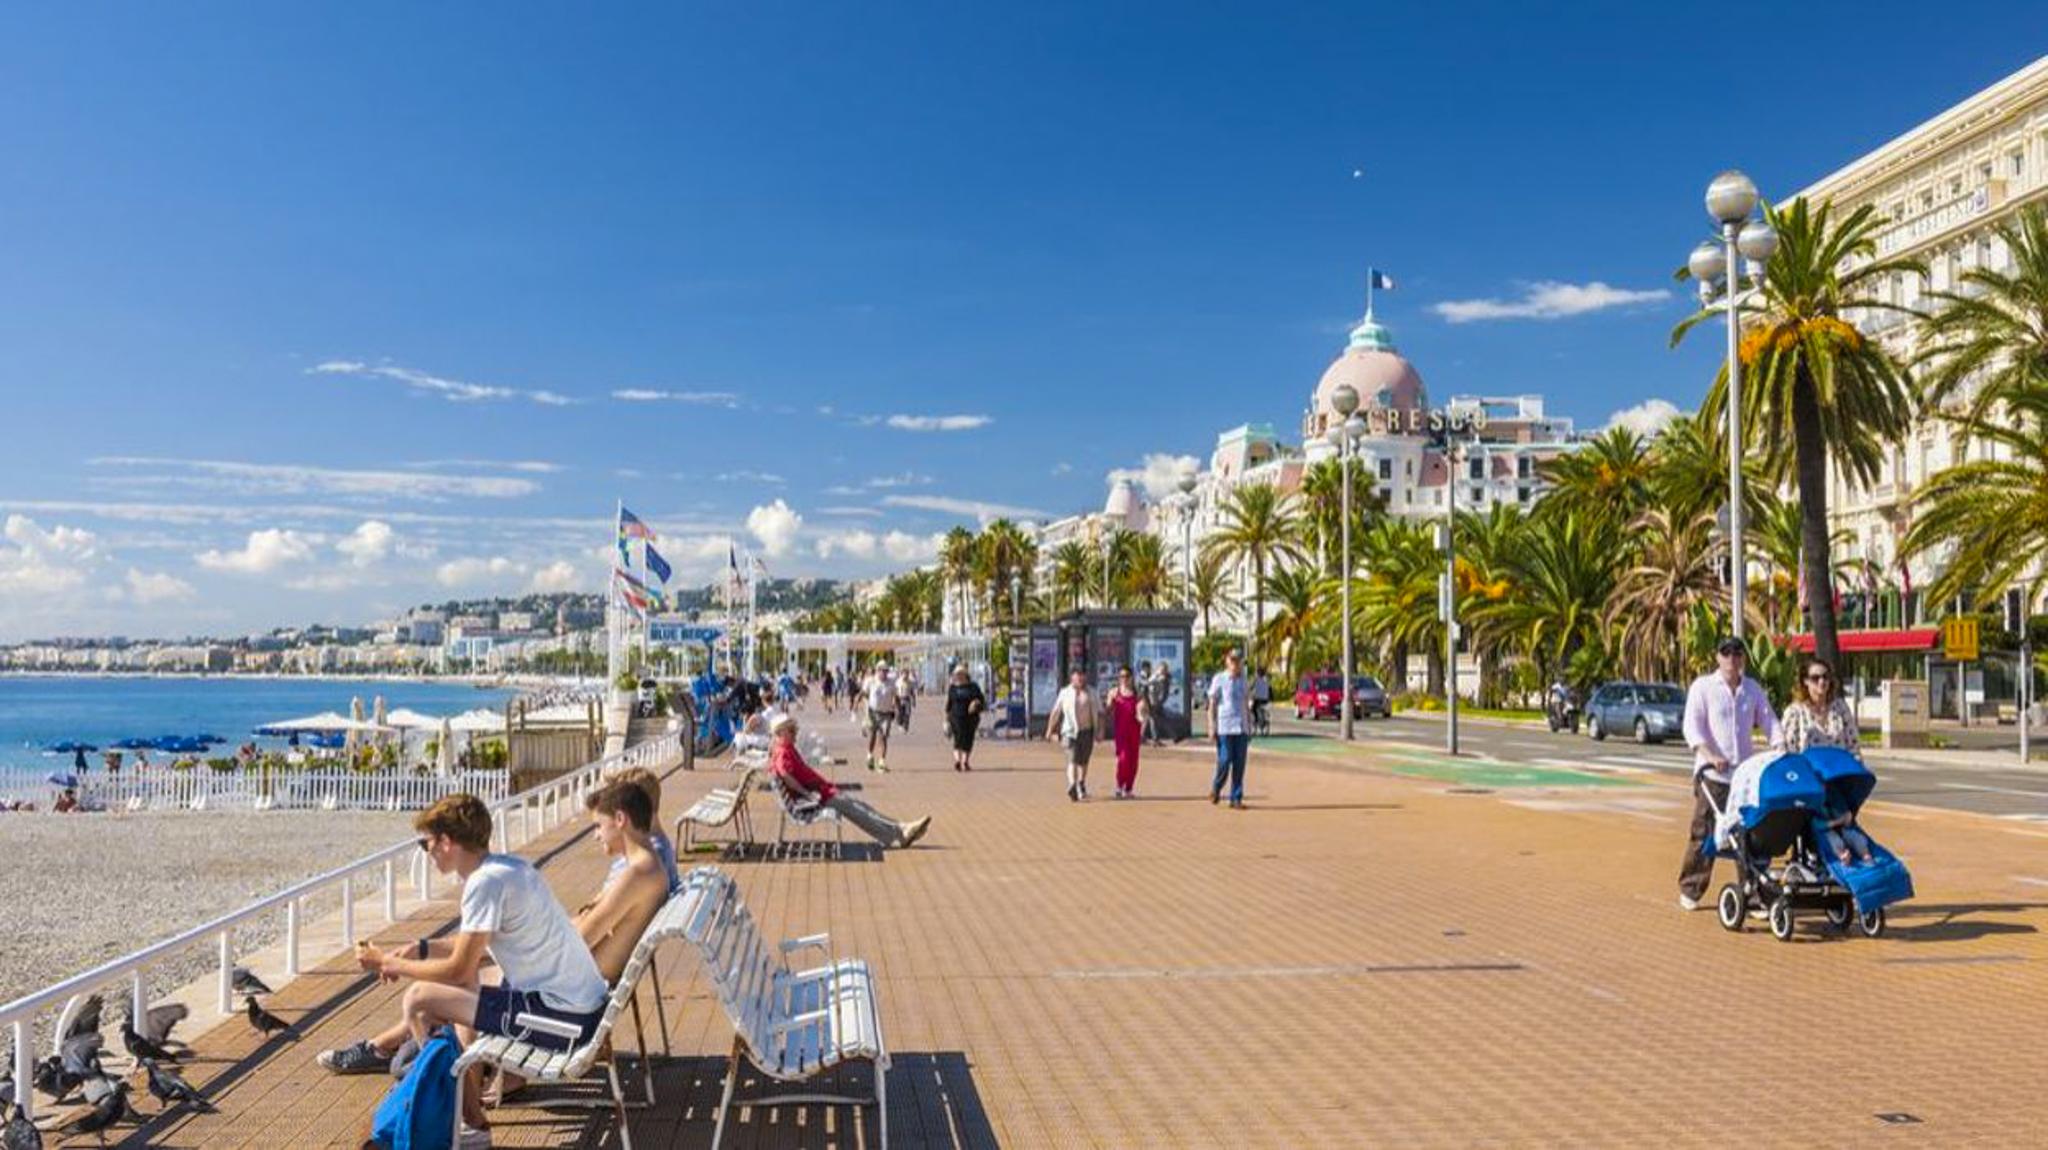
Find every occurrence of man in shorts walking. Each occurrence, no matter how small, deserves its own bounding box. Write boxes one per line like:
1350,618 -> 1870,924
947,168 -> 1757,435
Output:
864,663 -> 899,771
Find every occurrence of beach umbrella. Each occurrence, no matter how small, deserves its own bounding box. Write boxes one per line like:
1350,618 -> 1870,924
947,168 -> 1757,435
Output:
46,771 -> 79,790
384,708 -> 443,731
47,741 -> 96,754
448,709 -> 506,734
348,696 -> 365,756
437,717 -> 457,776
255,711 -> 382,734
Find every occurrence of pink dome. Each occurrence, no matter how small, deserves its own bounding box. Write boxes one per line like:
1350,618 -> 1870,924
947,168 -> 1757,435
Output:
1310,315 -> 1426,431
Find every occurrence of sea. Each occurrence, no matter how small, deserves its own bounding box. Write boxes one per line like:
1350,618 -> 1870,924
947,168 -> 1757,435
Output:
0,676 -> 519,771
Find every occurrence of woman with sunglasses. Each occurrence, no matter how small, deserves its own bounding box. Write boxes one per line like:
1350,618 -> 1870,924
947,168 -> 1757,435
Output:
1781,658 -> 1860,756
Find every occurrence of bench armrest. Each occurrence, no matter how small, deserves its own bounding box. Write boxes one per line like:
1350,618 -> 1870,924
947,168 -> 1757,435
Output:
513,1012 -> 584,1042
780,932 -> 830,954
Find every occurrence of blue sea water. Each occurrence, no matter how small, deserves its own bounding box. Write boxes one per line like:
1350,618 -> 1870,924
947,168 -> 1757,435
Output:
0,677 -> 517,770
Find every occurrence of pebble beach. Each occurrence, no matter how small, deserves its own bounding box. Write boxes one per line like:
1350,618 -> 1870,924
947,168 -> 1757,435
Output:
0,808 -> 416,1013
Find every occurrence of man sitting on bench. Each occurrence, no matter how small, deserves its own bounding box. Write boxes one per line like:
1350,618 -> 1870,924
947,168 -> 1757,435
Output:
610,765 -> 682,894
317,793 -> 613,1131
768,712 -> 932,848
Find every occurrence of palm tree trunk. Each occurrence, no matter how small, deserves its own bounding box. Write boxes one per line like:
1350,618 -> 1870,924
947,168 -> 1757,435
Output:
1250,558 -> 1266,672
1793,373 -> 1841,667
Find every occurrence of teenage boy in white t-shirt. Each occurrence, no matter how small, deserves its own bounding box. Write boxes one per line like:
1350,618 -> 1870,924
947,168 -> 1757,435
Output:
318,793 -> 608,1131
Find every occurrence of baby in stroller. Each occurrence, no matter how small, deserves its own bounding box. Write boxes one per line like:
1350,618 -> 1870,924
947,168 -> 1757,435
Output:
1821,798 -> 1874,866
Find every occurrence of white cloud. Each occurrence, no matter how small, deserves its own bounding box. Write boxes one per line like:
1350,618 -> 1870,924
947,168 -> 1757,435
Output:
822,485 -> 863,497
716,470 -> 786,485
1431,281 -> 1672,324
880,494 -> 1046,522
610,389 -> 742,408
814,530 -> 878,560
884,414 -> 992,432
0,515 -> 99,596
1051,462 -> 1073,476
1605,398 -> 1683,437
883,531 -> 942,563
530,560 -> 581,593
195,528 -> 319,575
436,555 -> 522,587
746,500 -> 803,558
864,472 -> 933,489
815,506 -> 883,518
311,360 -> 572,405
124,568 -> 196,604
410,459 -> 563,474
1108,453 -> 1201,499
335,520 -> 396,567
91,458 -> 539,500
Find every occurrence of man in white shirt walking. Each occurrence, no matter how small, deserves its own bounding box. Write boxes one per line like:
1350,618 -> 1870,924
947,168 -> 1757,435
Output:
864,664 -> 899,771
1046,667 -> 1102,801
1678,637 -> 1782,910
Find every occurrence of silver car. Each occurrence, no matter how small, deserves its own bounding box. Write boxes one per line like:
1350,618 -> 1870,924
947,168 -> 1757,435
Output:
1585,681 -> 1686,744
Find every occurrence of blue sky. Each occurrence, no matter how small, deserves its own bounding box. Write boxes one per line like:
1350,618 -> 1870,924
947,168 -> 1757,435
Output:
0,3 -> 2039,640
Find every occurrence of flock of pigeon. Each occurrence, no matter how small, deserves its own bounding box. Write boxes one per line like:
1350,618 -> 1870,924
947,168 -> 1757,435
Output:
1,966 -> 295,1148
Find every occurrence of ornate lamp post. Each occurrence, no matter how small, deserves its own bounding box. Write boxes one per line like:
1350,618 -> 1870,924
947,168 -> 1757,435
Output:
1326,384 -> 1363,740
1690,171 -> 1779,639
1177,470 -> 1198,611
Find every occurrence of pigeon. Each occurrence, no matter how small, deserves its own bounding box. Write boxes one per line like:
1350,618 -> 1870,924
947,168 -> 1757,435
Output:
79,1073 -> 121,1106
137,1002 -> 189,1049
245,995 -> 293,1038
61,1032 -> 106,1080
3,1106 -> 40,1150
30,1056 -> 79,1106
59,1080 -> 135,1145
0,1070 -> 13,1111
61,995 -> 103,1044
120,1022 -> 179,1064
231,967 -> 274,996
139,1059 -> 211,1112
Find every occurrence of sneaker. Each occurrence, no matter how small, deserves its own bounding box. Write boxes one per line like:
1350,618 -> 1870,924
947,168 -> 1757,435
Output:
1209,789 -> 1220,805
875,758 -> 889,773
901,816 -> 931,847
1067,783 -> 1079,802
1677,894 -> 1702,912
317,1039 -> 394,1075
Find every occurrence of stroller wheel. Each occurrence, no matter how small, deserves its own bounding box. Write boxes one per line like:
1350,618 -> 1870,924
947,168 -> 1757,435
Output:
1858,908 -> 1886,938
1716,884 -> 1745,931
1768,897 -> 1796,942
1825,902 -> 1853,931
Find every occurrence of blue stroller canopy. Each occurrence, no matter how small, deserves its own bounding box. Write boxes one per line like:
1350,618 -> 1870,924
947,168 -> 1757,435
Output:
1800,745 -> 1875,812
1738,752 -> 1827,828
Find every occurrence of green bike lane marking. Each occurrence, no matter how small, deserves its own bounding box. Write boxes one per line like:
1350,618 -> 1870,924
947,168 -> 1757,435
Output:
1248,734 -> 1633,789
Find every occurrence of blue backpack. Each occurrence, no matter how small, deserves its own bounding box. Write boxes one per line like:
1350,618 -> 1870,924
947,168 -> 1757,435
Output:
371,1026 -> 462,1150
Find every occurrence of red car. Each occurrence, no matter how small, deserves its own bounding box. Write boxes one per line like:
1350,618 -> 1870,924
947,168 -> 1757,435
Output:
1293,674 -> 1391,720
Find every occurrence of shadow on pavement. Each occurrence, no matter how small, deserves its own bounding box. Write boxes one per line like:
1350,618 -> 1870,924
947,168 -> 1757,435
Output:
1881,902 -> 2046,943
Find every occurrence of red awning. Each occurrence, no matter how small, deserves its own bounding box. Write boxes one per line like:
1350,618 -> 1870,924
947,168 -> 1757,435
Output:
1783,628 -> 1939,654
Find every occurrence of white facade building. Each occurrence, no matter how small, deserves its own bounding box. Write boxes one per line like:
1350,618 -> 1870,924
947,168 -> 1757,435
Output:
1797,55 -> 2048,622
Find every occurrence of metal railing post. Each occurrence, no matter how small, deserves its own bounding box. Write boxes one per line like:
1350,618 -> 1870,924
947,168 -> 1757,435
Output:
131,970 -> 146,1033
218,930 -> 233,1015
384,858 -> 398,923
13,1020 -> 31,1122
341,876 -> 355,948
284,899 -> 301,977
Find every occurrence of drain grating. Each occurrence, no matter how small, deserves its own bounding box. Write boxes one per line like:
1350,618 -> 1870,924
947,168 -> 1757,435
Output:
1875,1113 -> 1923,1126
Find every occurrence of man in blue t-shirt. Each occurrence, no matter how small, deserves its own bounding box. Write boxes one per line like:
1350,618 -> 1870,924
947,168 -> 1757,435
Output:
1207,649 -> 1252,809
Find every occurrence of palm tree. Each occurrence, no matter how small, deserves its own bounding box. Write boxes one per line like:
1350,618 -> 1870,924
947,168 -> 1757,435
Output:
1200,483 -> 1306,671
1674,196 -> 1923,667
939,526 -> 978,630
1483,512 -> 1621,689
1299,457 -> 1387,574
1537,426 -> 1654,532
1919,203 -> 2048,424
1116,531 -> 1175,608
1904,382 -> 2048,608
1260,564 -> 1327,682
976,519 -> 1037,624
1645,410 -> 1775,530
1355,518 -> 1443,693
1188,551 -> 1230,637
1454,503 -> 1525,707
1049,540 -> 1093,613
1607,509 -> 1724,683
1751,496 -> 1857,633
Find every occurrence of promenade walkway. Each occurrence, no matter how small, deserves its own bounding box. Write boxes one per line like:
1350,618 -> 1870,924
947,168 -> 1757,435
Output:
44,713 -> 2048,1147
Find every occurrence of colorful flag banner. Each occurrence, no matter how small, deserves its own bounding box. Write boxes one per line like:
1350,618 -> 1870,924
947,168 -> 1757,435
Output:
619,507 -> 657,542
646,543 -> 673,586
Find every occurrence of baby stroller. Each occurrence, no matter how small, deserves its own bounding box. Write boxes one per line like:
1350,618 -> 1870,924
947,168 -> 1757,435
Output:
1704,747 -> 1914,942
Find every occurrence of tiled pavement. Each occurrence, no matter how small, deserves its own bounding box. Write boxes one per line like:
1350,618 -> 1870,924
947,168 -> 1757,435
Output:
42,713 -> 2048,1148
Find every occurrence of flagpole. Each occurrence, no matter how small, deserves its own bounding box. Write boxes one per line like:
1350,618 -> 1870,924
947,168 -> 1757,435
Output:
609,499 -> 624,686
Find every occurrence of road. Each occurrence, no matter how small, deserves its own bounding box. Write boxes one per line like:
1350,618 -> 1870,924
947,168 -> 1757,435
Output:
1260,709 -> 2048,821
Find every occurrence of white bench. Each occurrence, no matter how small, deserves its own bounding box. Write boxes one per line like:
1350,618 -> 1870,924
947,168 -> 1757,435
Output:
449,883 -> 706,1149
676,765 -> 762,855
680,866 -> 888,1148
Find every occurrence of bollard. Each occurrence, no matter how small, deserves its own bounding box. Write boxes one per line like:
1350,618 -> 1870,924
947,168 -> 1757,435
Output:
218,929 -> 234,1015
384,857 -> 398,923
341,875 -> 355,950
285,899 -> 301,977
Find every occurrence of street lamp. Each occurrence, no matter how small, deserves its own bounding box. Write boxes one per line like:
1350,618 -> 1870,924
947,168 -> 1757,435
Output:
1691,170 -> 1779,641
1177,470 -> 1198,611
1326,383 -> 1362,740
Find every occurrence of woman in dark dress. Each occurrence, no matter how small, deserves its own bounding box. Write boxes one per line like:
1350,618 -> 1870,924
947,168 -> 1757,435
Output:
945,667 -> 987,771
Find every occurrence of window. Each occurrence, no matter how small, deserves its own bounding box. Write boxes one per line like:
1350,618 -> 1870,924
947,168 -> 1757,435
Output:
1378,458 -> 1392,480
1517,456 -> 1533,478
1923,190 -> 1935,210
1517,486 -> 1531,503
1979,162 -> 1993,183
1380,487 -> 1393,505
1470,485 -> 1484,504
1892,199 -> 1905,220
1467,457 -> 1484,480
1949,176 -> 1963,196
2013,152 -> 2026,177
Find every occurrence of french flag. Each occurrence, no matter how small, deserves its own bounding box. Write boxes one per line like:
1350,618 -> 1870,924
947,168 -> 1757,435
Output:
1369,268 -> 1396,291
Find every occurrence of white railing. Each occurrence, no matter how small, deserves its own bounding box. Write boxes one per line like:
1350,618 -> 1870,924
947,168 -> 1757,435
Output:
0,767 -> 510,812
0,734 -> 677,1122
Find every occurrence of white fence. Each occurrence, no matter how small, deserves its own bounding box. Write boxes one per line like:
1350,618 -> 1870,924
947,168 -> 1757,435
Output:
0,734 -> 679,1122
0,766 -> 510,812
